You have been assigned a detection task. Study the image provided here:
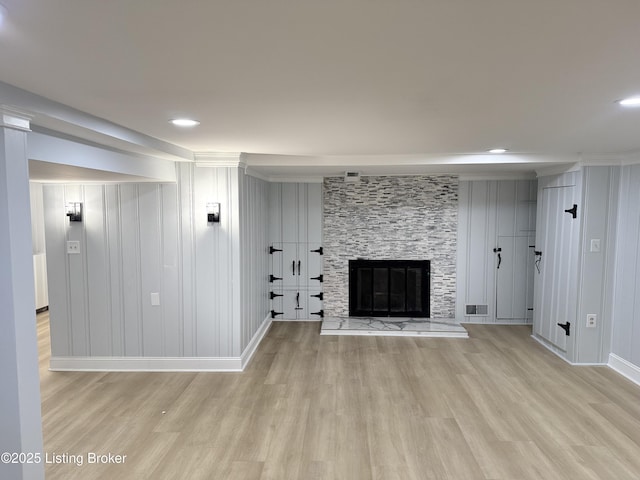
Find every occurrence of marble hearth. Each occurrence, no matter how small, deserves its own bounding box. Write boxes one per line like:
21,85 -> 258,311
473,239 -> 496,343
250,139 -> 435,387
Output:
321,317 -> 468,338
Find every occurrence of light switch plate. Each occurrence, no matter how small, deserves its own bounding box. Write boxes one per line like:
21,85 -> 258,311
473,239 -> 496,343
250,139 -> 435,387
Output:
150,292 -> 160,306
66,241 -> 80,254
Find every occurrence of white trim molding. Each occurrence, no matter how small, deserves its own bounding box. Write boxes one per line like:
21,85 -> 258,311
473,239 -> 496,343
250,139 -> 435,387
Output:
608,353 -> 640,387
50,315 -> 273,372
0,105 -> 31,131
49,356 -> 244,372
194,151 -> 243,168
240,315 -> 272,370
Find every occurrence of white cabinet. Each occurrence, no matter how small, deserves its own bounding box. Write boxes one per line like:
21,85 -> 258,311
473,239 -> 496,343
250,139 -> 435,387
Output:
269,182 -> 323,320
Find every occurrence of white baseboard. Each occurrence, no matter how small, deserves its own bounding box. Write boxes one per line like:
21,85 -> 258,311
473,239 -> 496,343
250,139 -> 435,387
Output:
50,356 -> 243,372
51,315 -> 273,373
608,353 -> 640,387
240,314 -> 272,369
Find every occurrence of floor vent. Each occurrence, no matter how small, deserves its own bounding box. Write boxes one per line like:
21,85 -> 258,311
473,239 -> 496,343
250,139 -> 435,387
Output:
344,171 -> 361,182
465,304 -> 488,316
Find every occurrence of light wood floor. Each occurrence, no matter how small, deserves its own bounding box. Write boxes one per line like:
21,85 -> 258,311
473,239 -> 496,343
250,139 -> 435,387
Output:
38,313 -> 640,480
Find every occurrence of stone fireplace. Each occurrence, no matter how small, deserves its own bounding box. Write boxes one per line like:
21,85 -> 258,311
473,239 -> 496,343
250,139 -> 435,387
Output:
323,175 -> 458,318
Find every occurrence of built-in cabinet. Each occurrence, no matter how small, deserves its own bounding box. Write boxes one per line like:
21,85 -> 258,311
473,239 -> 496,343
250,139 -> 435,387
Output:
269,183 -> 323,320
456,179 -> 537,323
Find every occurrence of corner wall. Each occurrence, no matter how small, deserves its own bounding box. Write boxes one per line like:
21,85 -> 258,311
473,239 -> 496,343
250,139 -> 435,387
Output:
43,164 -> 270,369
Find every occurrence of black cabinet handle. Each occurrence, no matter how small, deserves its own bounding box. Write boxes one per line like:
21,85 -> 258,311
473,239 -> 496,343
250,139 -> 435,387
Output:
310,247 -> 323,255
311,309 -> 324,318
270,292 -> 283,300
298,261 -> 301,275
292,260 -> 296,275
271,310 -> 283,318
310,292 -> 323,300
310,274 -> 323,283
269,275 -> 282,283
493,247 -> 502,269
557,322 -> 571,336
564,204 -> 578,219
296,292 -> 300,309
269,246 -> 283,254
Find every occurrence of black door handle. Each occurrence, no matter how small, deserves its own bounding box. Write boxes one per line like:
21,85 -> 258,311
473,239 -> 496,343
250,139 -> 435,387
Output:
564,204 -> 578,219
557,322 -> 571,336
493,248 -> 502,269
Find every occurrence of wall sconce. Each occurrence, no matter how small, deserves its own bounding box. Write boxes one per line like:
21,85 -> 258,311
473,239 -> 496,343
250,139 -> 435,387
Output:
207,202 -> 220,223
65,202 -> 83,222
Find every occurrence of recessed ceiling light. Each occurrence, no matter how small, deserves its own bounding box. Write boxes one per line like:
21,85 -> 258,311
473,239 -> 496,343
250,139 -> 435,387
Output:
170,118 -> 200,127
618,96 -> 640,107
488,148 -> 507,154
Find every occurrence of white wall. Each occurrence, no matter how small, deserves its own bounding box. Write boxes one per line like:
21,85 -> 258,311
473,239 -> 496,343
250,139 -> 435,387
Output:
43,164 -> 270,369
456,179 -> 536,323
238,171 -> 270,351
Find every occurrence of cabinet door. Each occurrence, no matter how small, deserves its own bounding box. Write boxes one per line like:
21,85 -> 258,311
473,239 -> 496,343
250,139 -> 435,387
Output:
270,243 -> 284,286
533,185 -> 579,351
496,235 -> 533,319
306,243 -> 323,288
282,290 -> 305,319
307,290 -> 324,319
280,243 -> 299,288
270,289 -> 284,319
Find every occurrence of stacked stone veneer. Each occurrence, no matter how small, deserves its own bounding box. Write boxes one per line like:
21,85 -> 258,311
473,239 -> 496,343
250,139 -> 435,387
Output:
323,175 -> 458,318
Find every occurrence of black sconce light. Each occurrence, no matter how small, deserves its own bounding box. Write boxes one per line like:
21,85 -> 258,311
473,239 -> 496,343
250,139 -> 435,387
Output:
65,202 -> 83,222
207,202 -> 220,223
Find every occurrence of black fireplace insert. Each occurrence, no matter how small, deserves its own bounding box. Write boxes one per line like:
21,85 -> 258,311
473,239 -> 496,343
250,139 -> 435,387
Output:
349,259 -> 430,317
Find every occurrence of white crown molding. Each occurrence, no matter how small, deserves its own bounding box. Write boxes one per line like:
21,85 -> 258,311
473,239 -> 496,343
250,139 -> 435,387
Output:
194,151 -> 244,168
266,175 -> 325,183
458,172 -> 537,181
535,162 -> 581,178
0,105 -> 31,131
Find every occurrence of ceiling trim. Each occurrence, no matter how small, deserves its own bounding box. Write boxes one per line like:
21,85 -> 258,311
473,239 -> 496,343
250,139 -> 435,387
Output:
0,81 -> 194,161
194,152 -> 244,168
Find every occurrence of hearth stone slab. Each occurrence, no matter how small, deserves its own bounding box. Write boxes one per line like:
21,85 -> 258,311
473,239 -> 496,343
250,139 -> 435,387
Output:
320,317 -> 468,338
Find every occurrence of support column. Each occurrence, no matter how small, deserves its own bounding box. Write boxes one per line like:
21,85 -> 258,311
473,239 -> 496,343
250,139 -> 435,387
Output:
0,108 -> 45,480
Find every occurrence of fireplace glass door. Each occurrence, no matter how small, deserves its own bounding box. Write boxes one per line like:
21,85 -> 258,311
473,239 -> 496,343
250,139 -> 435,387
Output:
349,260 -> 430,317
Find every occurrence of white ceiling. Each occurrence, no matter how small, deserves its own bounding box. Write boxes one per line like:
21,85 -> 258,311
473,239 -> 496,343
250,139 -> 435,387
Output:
2,0 -> 640,177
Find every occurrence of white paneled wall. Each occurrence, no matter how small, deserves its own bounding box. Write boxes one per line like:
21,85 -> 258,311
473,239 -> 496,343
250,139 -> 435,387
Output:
30,183 -> 48,309
43,164 -> 270,370
456,179 -> 537,324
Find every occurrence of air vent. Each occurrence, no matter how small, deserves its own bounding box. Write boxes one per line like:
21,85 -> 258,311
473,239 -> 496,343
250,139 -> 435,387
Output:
465,304 -> 488,316
344,171 -> 361,183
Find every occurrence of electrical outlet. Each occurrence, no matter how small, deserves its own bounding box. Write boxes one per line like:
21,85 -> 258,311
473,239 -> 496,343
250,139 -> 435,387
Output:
590,239 -> 601,252
66,241 -> 80,254
586,314 -> 597,328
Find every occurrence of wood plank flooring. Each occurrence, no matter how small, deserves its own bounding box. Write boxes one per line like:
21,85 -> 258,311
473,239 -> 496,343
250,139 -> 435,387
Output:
38,313 -> 640,479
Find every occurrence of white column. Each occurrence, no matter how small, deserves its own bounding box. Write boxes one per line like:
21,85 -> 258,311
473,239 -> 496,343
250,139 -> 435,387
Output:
0,108 -> 45,480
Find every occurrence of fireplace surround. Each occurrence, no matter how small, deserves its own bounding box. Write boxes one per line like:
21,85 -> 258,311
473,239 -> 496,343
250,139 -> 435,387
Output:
349,259 -> 430,317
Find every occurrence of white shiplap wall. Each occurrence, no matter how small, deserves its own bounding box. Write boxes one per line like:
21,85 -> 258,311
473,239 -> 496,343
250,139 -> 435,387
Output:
43,164 -> 271,370
456,179 -> 537,324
